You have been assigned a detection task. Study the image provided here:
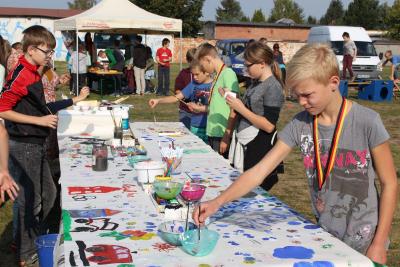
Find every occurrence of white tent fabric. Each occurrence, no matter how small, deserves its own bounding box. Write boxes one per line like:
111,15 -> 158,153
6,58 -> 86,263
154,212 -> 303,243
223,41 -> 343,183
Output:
54,0 -> 182,33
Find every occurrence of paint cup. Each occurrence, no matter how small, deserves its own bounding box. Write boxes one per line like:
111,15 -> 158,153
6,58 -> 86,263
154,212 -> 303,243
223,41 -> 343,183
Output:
92,144 -> 108,171
114,127 -> 123,139
35,234 -> 58,267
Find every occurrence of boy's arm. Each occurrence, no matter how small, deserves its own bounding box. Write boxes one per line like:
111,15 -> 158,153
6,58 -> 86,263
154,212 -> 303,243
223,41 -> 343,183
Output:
225,96 -> 276,133
0,125 -> 19,203
390,65 -> 395,80
0,111 -> 58,129
366,141 -> 398,264
353,42 -> 357,59
220,109 -> 237,154
193,140 -> 292,224
148,92 -> 184,108
156,56 -> 164,65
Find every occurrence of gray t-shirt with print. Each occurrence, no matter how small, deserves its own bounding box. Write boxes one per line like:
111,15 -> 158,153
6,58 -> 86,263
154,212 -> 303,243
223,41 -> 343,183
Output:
344,40 -> 357,56
237,76 -> 284,132
278,102 -> 389,253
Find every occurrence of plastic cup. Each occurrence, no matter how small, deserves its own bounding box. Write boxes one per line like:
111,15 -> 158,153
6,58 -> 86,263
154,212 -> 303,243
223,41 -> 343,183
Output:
35,234 -> 58,267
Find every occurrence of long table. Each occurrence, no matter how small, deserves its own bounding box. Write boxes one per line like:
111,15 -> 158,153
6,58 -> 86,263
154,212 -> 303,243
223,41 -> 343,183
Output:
56,121 -> 374,267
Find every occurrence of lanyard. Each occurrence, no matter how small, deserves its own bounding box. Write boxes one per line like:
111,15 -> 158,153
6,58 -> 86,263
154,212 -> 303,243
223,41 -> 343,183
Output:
208,63 -> 225,104
313,97 -> 348,190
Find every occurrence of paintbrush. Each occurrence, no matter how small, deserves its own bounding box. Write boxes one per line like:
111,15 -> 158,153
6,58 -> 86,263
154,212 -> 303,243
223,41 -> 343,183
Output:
174,95 -> 189,106
152,108 -> 157,125
45,105 -> 54,115
107,107 -> 118,128
198,204 -> 201,241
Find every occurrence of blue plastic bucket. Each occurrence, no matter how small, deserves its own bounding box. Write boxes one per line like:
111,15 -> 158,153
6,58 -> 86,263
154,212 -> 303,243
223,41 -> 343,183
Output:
35,234 -> 58,267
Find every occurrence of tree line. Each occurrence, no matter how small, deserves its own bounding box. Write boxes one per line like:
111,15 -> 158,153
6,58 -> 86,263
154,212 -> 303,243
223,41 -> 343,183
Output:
68,0 -> 400,39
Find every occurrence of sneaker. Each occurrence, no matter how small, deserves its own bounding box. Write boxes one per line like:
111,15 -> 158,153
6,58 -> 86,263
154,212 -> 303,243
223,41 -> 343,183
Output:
20,253 -> 38,267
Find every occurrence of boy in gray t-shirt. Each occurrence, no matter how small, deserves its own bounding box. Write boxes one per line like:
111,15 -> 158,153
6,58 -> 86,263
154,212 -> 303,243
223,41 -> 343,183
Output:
279,102 -> 388,253
193,44 -> 398,266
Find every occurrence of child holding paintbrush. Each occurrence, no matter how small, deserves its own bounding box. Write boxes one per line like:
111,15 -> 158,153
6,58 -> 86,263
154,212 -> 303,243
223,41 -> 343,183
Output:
149,60 -> 212,143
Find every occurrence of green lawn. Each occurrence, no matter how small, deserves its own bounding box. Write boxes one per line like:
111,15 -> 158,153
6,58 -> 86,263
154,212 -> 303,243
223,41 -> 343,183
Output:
0,63 -> 399,266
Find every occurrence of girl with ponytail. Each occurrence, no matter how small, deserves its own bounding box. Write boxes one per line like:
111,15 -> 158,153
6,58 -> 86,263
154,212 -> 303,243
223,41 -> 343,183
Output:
225,41 -> 285,191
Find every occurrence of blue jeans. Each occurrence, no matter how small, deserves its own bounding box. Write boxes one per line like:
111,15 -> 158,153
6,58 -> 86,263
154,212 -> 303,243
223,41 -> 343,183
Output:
9,140 -> 56,261
157,66 -> 170,95
179,110 -> 192,130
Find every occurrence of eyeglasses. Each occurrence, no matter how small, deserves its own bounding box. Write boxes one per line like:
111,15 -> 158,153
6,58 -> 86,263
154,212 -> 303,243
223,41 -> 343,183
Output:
34,46 -> 55,57
244,62 -> 256,68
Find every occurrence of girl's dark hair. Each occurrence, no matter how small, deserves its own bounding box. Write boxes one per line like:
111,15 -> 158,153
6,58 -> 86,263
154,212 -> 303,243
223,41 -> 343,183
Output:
244,41 -> 282,85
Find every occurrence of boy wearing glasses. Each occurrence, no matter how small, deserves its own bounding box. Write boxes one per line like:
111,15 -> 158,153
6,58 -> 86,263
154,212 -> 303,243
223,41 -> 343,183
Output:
0,25 -> 58,266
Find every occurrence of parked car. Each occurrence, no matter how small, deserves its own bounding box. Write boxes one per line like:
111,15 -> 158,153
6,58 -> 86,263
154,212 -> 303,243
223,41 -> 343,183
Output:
216,39 -> 250,81
308,26 -> 382,80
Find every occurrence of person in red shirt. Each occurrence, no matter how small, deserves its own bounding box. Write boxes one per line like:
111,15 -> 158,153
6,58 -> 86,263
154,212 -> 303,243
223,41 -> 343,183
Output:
156,38 -> 172,96
0,25 -> 58,266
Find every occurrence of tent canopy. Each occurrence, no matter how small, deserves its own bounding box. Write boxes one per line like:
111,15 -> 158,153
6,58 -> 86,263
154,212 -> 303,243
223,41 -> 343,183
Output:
54,0 -> 182,34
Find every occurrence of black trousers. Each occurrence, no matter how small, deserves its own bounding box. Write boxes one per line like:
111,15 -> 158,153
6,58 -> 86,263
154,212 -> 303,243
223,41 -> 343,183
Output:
244,130 -> 280,191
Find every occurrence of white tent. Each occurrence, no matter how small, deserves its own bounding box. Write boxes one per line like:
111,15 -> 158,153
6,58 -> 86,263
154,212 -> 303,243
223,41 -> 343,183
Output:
54,0 -> 183,95
54,0 -> 182,33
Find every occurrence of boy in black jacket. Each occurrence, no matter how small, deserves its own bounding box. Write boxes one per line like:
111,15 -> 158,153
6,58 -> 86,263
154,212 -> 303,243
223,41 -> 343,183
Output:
0,25 -> 58,266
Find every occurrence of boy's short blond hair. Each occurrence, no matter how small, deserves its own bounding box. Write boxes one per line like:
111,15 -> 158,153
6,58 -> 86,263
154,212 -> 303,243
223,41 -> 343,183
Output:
195,42 -> 218,60
22,25 -> 56,53
189,59 -> 206,72
286,43 -> 339,89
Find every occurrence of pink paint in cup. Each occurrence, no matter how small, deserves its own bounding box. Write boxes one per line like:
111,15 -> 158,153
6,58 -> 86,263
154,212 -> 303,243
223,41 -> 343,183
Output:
180,184 -> 206,202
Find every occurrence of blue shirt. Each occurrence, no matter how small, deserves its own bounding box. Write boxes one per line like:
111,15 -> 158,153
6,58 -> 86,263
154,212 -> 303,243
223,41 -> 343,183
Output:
181,81 -> 212,128
391,55 -> 400,65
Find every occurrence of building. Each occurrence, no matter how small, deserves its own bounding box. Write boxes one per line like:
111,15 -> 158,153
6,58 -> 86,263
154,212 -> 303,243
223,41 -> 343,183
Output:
202,21 -> 312,42
0,7 -> 82,60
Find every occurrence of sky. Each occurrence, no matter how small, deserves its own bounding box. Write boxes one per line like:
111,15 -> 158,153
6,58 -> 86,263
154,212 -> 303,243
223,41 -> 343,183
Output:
0,0 -> 396,20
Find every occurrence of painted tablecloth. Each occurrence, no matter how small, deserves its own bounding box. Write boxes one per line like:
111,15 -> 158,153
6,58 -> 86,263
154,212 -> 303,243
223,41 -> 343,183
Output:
56,121 -> 373,267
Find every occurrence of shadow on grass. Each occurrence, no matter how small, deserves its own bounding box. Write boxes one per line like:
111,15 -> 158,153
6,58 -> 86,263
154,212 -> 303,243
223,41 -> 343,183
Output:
0,221 -> 18,267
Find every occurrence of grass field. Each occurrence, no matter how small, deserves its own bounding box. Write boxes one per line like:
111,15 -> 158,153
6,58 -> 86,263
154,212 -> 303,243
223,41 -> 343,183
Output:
0,63 -> 399,266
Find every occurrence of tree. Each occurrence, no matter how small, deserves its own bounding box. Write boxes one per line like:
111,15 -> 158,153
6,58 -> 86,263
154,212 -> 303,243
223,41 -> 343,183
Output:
307,16 -> 317,25
377,3 -> 391,29
251,9 -> 267,23
386,0 -> 400,39
320,0 -> 344,25
131,0 -> 205,37
241,16 -> 250,22
68,0 -> 97,9
343,0 -> 380,29
268,0 -> 305,24
216,0 -> 245,22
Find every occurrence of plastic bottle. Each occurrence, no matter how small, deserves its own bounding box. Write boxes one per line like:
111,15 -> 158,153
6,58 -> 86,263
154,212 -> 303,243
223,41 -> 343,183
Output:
121,108 -> 130,131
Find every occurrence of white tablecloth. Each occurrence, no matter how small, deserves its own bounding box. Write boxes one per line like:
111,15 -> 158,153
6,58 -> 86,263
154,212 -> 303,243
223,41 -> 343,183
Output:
55,121 -> 373,267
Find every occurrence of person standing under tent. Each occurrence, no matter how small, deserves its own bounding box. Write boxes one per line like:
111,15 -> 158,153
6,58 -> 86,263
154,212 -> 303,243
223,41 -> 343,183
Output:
156,38 -> 172,96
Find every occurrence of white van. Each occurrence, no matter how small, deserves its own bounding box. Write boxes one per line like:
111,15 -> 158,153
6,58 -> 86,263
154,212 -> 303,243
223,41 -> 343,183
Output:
307,26 -> 382,79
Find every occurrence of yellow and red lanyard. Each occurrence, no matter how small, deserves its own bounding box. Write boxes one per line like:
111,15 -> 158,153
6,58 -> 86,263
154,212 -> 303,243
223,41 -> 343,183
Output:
313,97 -> 348,190
208,63 -> 225,104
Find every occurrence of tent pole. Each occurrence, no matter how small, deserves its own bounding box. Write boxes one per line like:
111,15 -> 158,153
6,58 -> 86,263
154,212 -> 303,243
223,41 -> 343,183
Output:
76,30 -> 79,96
179,31 -> 182,70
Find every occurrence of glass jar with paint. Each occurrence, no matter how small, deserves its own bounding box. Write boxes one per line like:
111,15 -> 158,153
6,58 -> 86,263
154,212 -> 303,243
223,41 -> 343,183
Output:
92,144 -> 108,171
